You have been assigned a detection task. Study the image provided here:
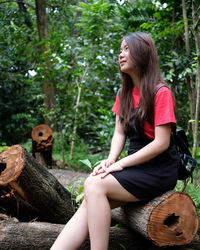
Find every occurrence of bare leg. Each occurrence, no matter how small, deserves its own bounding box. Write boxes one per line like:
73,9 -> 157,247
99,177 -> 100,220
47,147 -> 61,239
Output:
50,199 -> 88,250
84,174 -> 139,250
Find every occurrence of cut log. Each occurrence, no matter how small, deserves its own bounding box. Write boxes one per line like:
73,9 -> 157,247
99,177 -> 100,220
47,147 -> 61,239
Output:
0,219 -> 199,250
32,124 -> 54,167
0,145 -> 74,223
0,219 -> 148,250
112,190 -> 199,247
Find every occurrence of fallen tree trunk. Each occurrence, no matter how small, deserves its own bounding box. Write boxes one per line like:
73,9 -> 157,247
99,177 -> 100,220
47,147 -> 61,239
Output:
0,153 -> 199,247
112,190 -> 199,247
0,218 -> 199,250
32,124 -> 54,167
0,145 -> 74,223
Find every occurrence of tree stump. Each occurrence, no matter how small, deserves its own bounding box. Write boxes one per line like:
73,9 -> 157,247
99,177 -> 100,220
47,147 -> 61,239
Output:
0,145 -> 74,223
112,190 -> 199,247
32,124 -> 54,167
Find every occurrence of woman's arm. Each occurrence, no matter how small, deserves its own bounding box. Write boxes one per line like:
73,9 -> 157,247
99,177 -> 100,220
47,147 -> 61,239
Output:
92,115 -> 126,175
120,123 -> 171,166
101,123 -> 171,178
107,115 -> 126,162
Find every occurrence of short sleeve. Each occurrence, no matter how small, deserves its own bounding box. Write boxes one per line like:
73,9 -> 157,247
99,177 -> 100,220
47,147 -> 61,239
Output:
112,91 -> 120,115
154,87 -> 176,127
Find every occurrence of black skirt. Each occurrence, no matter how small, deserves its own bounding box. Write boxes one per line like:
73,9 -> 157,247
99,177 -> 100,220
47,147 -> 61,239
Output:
111,143 -> 179,201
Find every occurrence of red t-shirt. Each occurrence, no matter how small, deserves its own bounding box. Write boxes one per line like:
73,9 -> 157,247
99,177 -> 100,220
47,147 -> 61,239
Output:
112,85 -> 176,139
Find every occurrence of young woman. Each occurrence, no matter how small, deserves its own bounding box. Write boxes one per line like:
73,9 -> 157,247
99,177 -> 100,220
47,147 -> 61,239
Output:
51,32 -> 179,250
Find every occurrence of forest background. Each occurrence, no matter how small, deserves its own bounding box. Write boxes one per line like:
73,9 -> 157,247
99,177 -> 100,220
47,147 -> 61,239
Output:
0,0 -> 200,218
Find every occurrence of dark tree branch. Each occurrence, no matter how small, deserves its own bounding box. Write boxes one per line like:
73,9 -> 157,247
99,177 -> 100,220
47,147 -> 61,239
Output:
0,0 -> 35,10
16,0 -> 33,30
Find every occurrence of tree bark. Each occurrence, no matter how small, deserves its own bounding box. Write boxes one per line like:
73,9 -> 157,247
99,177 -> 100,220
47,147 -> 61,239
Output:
17,0 -> 33,30
0,145 -> 74,223
32,124 -> 54,167
112,190 -> 199,247
69,63 -> 89,160
35,0 -> 55,125
182,0 -> 196,135
0,219 -> 150,250
192,0 -> 200,158
0,218 -> 199,250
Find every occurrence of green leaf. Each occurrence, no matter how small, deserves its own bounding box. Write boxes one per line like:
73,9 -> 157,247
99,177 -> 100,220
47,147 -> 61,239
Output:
79,159 -> 92,169
76,192 -> 84,203
188,120 -> 195,123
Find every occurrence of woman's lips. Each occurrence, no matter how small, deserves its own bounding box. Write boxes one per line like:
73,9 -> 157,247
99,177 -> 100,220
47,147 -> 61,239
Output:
119,61 -> 126,66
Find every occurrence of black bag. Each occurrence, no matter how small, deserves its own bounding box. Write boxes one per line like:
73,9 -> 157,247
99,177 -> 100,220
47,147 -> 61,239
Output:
154,84 -> 197,181
172,127 -> 197,180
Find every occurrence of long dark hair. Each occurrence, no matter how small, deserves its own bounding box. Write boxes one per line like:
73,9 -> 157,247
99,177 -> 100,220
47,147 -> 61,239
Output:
119,32 -> 164,130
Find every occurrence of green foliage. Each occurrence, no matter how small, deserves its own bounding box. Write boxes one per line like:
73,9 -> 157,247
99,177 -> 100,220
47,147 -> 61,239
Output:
0,2 -> 43,145
66,177 -> 86,208
50,132 -> 104,172
1,0 -> 199,173
79,159 -> 93,170
0,144 -> 10,154
196,147 -> 200,168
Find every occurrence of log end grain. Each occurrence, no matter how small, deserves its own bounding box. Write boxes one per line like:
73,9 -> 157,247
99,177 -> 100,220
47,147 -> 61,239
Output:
31,124 -> 53,151
0,145 -> 24,186
148,191 -> 199,246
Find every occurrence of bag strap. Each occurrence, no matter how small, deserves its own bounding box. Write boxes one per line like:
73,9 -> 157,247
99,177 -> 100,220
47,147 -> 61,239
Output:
118,84 -> 169,99
154,84 -> 177,134
117,88 -> 122,98
154,83 -> 169,95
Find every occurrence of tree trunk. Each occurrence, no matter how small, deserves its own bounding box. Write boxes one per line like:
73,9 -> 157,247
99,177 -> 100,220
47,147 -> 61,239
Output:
112,190 -> 199,247
69,63 -> 89,160
192,0 -> 200,158
32,124 -> 54,167
0,219 -> 150,250
182,0 -> 196,135
0,145 -> 74,223
69,85 -> 82,160
35,0 -> 55,125
0,218 -> 199,250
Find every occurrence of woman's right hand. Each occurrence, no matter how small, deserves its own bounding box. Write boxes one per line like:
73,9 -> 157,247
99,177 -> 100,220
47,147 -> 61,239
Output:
91,159 -> 115,176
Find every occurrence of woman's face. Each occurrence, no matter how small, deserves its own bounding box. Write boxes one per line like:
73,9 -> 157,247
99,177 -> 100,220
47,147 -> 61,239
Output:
119,40 -> 134,75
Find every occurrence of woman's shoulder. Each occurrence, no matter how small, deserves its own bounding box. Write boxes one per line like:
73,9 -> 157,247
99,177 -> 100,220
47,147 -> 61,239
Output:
154,83 -> 175,106
155,83 -> 171,95
154,82 -> 171,94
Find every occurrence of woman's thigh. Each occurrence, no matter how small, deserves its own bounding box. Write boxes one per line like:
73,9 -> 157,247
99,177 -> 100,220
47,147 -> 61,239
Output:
84,173 -> 139,203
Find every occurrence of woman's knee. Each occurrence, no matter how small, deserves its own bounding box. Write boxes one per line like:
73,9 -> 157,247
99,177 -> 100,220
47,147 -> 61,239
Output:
84,176 -> 105,199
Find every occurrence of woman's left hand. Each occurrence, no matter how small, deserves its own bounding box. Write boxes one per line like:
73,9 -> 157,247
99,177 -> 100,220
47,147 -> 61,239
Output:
100,161 -> 124,179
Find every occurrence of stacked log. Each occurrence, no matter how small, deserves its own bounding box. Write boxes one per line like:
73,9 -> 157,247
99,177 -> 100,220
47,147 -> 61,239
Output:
112,190 -> 199,247
32,124 -> 54,167
0,145 -> 74,223
0,218 -> 199,250
0,146 -> 199,249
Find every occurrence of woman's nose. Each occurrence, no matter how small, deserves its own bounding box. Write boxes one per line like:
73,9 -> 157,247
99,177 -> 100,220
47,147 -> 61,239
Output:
119,51 -> 125,59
